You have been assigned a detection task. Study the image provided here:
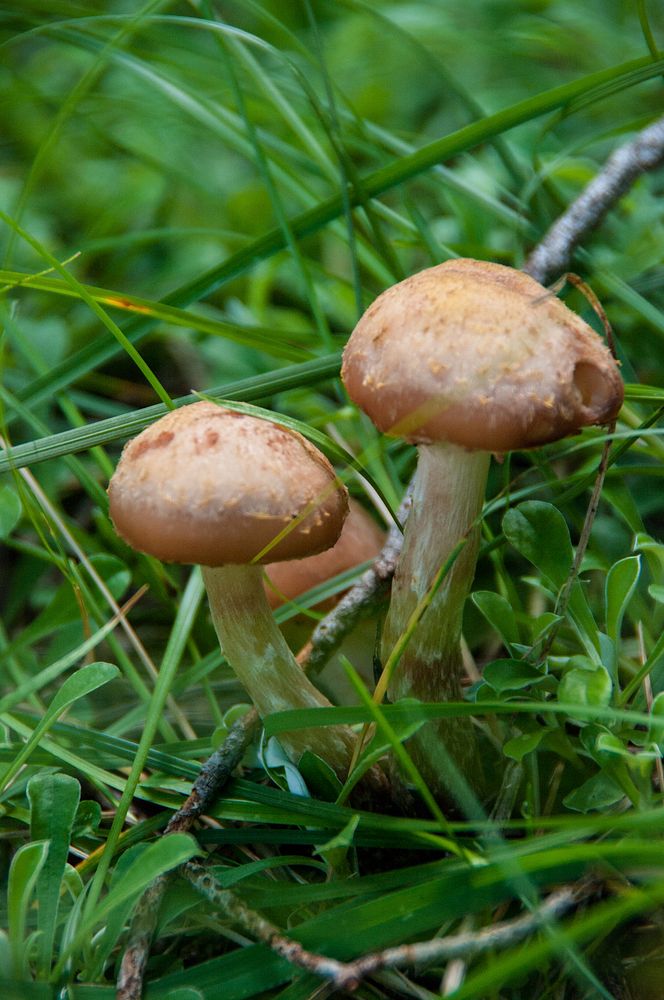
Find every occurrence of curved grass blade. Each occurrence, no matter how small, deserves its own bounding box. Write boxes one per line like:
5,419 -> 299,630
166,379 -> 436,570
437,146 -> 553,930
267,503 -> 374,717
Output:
0,353 -> 341,475
0,662 -> 119,792
263,698 -> 664,736
0,269 -> 312,361
0,209 -> 174,410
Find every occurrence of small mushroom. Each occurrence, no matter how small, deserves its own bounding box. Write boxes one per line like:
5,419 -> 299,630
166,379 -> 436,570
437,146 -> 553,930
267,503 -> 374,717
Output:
342,258 -> 624,795
265,498 -> 387,705
264,498 -> 386,611
108,401 -> 357,776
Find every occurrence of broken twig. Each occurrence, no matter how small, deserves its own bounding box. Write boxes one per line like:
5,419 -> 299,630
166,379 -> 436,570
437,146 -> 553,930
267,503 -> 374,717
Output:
182,866 -> 588,992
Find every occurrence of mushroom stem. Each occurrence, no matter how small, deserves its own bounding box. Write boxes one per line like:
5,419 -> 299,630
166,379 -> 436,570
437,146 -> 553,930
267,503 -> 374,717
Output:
202,563 -> 356,777
381,442 -> 490,797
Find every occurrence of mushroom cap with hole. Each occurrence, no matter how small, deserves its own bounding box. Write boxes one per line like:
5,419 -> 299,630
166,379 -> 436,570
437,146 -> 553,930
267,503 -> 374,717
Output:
108,401 -> 349,566
341,258 -> 624,453
264,497 -> 386,609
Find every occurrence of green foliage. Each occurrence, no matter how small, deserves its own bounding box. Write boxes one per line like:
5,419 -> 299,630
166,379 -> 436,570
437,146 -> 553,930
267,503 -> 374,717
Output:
1,1 -> 664,997
27,773 -> 81,977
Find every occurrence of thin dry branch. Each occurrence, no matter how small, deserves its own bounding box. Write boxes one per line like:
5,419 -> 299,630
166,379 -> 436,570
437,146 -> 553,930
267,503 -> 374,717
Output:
337,881 -> 588,988
181,861 -> 350,983
116,710 -> 258,1000
524,114 -> 664,285
181,865 -> 589,991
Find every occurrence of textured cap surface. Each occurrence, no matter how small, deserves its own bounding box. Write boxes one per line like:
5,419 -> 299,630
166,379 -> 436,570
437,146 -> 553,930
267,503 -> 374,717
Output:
342,259 -> 624,452
265,498 -> 385,609
108,402 -> 348,566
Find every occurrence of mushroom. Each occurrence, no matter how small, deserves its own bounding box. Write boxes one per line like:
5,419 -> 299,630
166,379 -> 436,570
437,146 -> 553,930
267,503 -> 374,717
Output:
265,498 -> 387,705
108,400 -> 358,776
264,498 -> 386,611
341,258 -> 624,795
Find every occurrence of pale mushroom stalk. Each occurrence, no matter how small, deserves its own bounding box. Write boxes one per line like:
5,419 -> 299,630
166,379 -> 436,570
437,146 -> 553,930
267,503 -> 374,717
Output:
203,563 -> 355,770
380,444 -> 489,782
342,258 -> 624,801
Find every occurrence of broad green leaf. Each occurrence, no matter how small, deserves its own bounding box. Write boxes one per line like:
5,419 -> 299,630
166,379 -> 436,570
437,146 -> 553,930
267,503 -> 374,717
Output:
211,723 -> 230,748
472,591 -> 519,648
598,631 -> 618,683
566,588 -> 602,658
261,737 -> 310,798
483,659 -> 548,693
525,612 -> 562,645
503,502 -> 599,653
503,502 -> 573,588
87,553 -> 131,599
557,664 -> 612,712
1,662 -> 120,790
7,841 -> 49,977
563,771 -> 625,813
503,731 -> 545,762
297,751 -> 343,801
605,555 -> 640,644
93,833 -> 198,922
223,703 -> 253,728
27,773 -> 81,976
63,864 -> 85,902
51,661 -> 120,717
84,844 -> 160,979
600,481 -> 644,535
54,834 -> 199,979
594,732 -> 631,759
582,728 -> 642,805
0,486 -> 21,538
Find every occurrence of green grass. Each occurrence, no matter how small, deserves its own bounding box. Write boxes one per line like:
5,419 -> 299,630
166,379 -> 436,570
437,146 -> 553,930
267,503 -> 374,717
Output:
2,2 -> 664,997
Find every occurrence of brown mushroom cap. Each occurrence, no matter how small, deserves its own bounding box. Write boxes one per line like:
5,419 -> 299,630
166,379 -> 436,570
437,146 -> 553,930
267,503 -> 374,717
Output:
342,259 -> 624,453
108,402 -> 348,566
264,498 -> 386,609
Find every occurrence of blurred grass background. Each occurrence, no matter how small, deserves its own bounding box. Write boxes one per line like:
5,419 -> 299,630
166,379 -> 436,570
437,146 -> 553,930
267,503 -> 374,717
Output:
2,2 -> 664,997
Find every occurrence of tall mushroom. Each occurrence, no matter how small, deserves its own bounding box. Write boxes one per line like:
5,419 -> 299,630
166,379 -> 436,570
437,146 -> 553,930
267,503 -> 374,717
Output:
342,258 -> 624,796
108,401 -> 358,777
